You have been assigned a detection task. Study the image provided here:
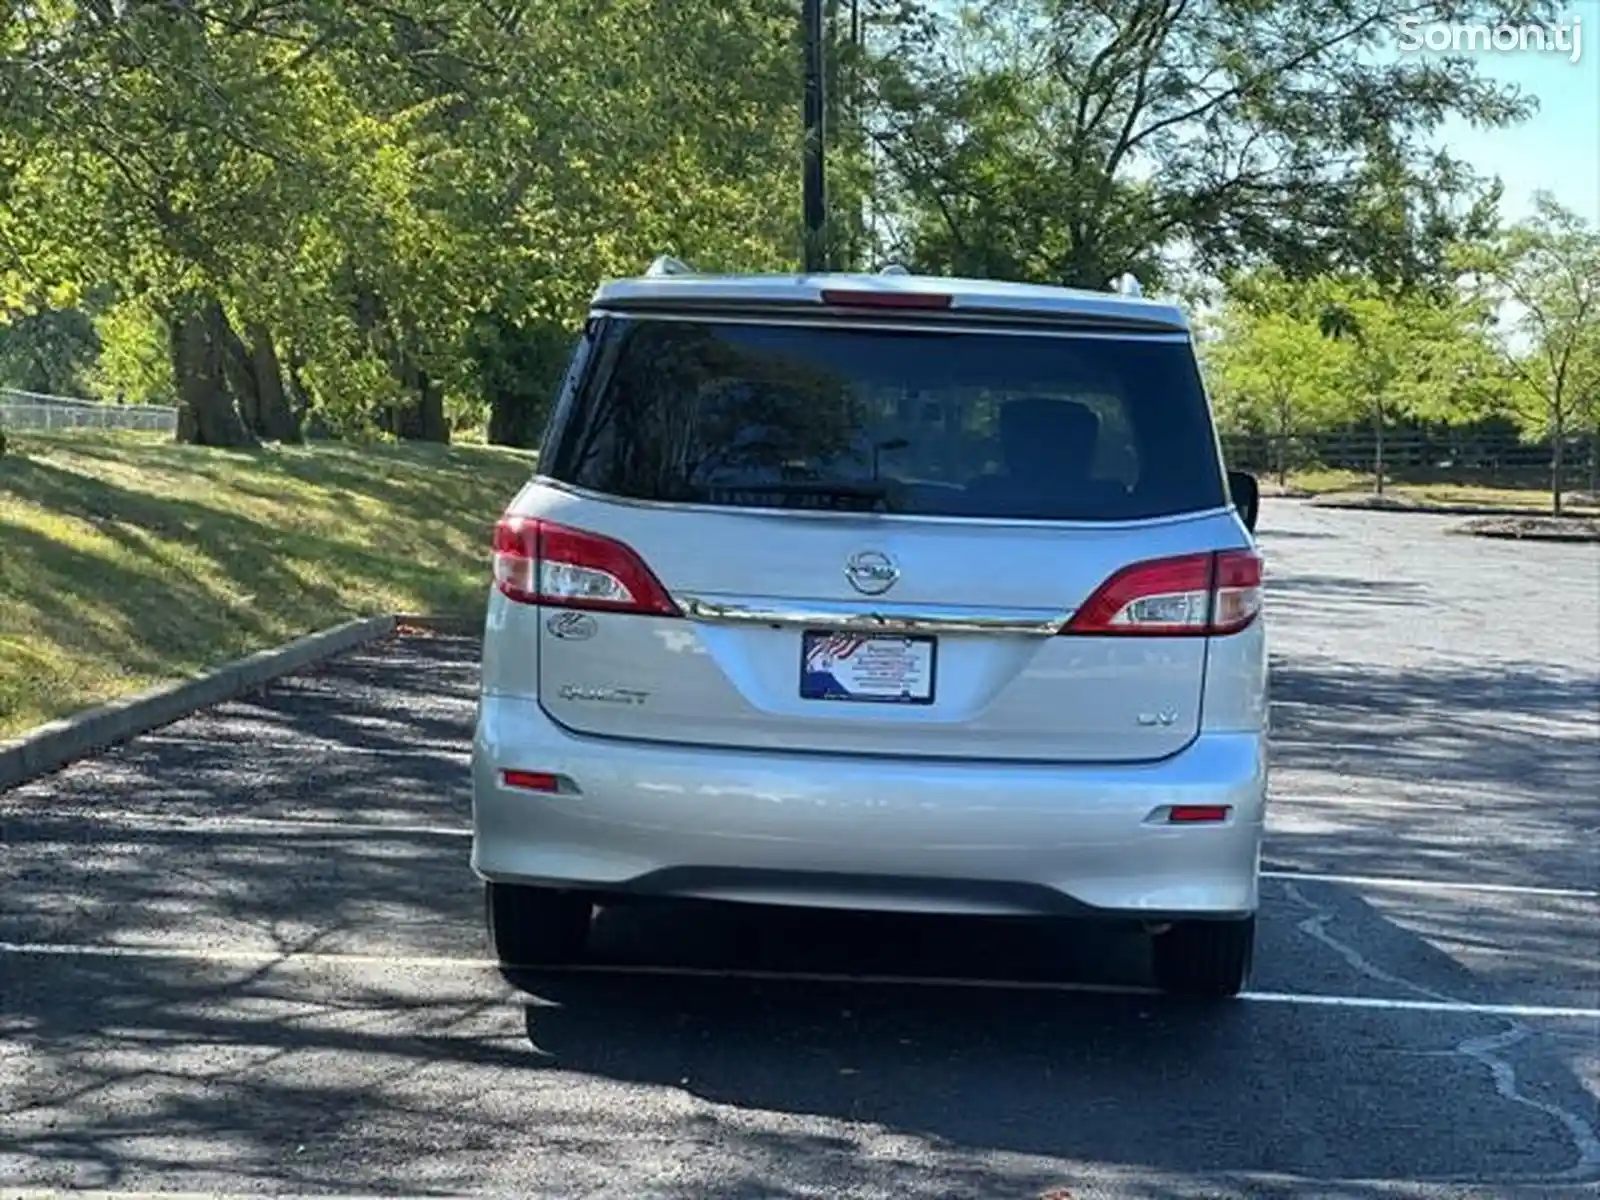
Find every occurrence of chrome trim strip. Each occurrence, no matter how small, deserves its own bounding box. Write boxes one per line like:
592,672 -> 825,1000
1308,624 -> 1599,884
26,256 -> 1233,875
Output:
673,594 -> 1069,636
533,476 -> 1236,529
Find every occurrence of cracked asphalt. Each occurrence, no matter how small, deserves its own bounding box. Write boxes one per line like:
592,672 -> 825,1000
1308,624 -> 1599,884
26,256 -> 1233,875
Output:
2,498 -> 1597,1199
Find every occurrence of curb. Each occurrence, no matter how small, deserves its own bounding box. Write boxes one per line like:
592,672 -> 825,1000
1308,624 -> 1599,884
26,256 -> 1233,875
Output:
395,612 -> 484,637
1450,518 -> 1600,544
0,615 -> 398,792
1459,530 -> 1600,543
1306,495 -> 1595,519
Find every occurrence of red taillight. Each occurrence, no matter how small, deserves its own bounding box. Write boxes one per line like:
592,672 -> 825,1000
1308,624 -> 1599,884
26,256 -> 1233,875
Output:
1168,805 -> 1231,823
492,517 -> 680,616
502,769 -> 560,793
1209,548 -> 1264,634
1063,550 -> 1262,637
818,288 -> 952,309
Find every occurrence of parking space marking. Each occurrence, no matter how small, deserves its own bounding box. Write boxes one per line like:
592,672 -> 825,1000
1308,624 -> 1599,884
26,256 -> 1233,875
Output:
3,940 -> 1598,1020
0,1196 -> 452,1200
1261,870 -> 1599,901
1242,989 -> 1600,1019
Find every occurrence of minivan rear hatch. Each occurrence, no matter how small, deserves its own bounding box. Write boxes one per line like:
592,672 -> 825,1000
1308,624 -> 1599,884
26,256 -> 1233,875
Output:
521,291 -> 1250,764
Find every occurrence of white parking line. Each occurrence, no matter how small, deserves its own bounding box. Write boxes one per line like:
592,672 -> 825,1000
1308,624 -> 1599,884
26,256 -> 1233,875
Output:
0,1196 -> 469,1200
3,940 -> 1597,1020
1261,870 -> 1598,901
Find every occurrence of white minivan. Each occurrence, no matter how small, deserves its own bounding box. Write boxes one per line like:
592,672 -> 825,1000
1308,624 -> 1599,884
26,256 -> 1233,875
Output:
471,264 -> 1268,997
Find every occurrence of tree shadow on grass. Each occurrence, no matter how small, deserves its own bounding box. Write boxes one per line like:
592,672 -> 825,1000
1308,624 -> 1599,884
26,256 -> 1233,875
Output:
1,453 -> 502,731
15,438 -> 533,530
5,455 -> 492,602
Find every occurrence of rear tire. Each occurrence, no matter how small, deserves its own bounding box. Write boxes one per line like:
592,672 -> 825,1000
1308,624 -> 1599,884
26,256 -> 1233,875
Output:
485,881 -> 592,967
1150,915 -> 1254,998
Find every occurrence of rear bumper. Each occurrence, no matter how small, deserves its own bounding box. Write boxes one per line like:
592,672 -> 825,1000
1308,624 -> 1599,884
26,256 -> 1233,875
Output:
471,696 -> 1267,919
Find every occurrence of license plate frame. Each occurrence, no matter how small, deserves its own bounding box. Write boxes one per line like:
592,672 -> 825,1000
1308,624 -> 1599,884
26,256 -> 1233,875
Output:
799,631 -> 937,706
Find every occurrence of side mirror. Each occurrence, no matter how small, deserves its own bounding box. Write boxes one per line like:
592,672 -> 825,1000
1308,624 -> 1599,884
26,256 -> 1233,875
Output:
1227,469 -> 1260,533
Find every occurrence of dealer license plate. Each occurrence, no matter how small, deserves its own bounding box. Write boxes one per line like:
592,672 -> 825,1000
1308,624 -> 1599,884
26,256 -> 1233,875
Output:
799,631 -> 936,705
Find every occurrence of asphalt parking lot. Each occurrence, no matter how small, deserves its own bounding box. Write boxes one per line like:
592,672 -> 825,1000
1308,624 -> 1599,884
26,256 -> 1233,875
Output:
2,499 -> 1597,1199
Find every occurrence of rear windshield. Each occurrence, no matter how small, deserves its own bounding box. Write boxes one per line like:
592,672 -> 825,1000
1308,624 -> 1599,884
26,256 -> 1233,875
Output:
543,317 -> 1227,521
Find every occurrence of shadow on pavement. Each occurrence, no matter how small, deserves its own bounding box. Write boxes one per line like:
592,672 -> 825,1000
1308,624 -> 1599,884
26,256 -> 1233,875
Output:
5,630 -> 1599,1195
3,893 -> 1595,1199
512,899 -> 1598,1192
1266,572 -> 1429,605
1266,654 -> 1600,892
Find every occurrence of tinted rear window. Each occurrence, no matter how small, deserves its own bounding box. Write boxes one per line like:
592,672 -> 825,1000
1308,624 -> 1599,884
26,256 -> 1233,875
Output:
544,318 -> 1226,521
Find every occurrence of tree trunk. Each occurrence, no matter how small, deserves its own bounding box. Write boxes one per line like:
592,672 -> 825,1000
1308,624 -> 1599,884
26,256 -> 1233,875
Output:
1275,396 -> 1290,487
283,351 -> 319,435
168,305 -> 256,448
1550,404 -> 1565,517
246,324 -> 301,442
210,303 -> 263,435
481,318 -> 572,448
1372,393 -> 1385,497
416,370 -> 448,442
1062,238 -> 1106,290
382,360 -> 450,443
205,305 -> 301,444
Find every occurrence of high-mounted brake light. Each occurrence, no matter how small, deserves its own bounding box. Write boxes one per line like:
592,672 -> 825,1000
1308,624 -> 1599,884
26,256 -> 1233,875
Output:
1063,550 -> 1262,637
492,517 -> 680,616
818,288 -> 952,310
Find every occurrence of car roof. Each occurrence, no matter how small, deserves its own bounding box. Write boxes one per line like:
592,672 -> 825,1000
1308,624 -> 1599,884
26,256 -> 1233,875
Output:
591,269 -> 1190,334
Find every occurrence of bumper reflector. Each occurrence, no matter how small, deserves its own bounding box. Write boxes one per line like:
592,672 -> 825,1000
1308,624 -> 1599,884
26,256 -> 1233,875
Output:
502,770 -> 560,793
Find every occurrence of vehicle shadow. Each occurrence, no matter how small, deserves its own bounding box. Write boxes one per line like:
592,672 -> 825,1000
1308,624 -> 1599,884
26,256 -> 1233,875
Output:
503,886 -> 1599,1194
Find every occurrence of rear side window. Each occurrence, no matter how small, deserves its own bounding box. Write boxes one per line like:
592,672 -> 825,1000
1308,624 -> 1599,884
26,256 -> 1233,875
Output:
544,317 -> 1227,521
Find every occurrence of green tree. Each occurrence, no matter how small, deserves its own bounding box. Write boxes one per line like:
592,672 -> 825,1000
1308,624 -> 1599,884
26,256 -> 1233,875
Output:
1205,295 -> 1354,484
0,309 -> 101,395
1,0 -> 806,448
860,0 -> 1551,289
88,298 -> 176,407
1456,195 -> 1600,514
1312,281 -> 1488,496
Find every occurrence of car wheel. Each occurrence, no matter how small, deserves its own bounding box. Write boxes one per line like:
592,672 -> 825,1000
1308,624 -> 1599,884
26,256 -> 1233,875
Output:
484,881 -> 592,967
1150,915 -> 1255,998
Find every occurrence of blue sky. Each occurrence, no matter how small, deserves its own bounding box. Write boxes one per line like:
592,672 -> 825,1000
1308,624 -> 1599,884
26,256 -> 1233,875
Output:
1421,1 -> 1598,224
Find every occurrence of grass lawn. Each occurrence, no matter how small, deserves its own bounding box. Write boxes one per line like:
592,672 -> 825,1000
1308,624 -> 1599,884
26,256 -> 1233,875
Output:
0,431 -> 535,740
1274,468 -> 1598,513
